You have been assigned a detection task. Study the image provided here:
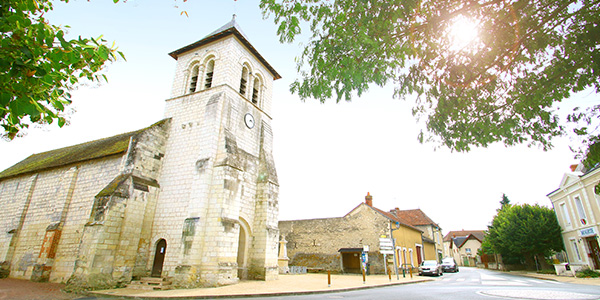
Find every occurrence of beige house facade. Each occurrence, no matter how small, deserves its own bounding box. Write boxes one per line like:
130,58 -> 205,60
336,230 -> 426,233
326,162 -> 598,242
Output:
548,164 -> 600,271
0,18 -> 280,288
390,208 -> 444,262
443,230 -> 485,266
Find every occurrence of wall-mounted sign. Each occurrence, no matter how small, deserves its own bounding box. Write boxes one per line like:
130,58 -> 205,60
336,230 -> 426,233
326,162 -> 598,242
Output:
579,227 -> 597,237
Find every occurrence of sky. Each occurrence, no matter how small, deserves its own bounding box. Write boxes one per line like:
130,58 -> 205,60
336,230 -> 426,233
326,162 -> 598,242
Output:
0,0 -> 587,235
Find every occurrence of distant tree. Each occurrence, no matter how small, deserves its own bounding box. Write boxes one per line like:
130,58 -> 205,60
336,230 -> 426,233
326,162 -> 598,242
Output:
485,203 -> 564,269
500,194 -> 511,210
259,0 -> 600,163
1,0 -> 124,140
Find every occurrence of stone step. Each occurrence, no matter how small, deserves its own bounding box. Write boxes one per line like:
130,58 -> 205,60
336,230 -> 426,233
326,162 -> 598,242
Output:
127,277 -> 172,290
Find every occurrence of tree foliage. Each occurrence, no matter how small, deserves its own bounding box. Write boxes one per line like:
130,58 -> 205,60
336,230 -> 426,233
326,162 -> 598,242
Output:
1,0 -> 124,139
485,203 -> 564,266
259,0 -> 600,161
500,193 -> 511,209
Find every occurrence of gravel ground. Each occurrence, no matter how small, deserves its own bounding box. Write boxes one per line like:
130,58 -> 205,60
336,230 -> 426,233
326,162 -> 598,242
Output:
0,278 -> 82,300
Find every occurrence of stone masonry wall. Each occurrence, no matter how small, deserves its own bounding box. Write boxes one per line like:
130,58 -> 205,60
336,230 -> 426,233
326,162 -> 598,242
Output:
279,204 -> 390,274
0,156 -> 123,283
69,121 -> 169,288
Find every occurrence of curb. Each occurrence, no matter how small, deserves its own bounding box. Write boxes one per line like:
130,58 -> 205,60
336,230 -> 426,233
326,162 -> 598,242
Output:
87,279 -> 433,300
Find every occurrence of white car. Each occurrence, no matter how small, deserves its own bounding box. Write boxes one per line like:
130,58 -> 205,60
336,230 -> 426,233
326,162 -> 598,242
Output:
419,260 -> 443,276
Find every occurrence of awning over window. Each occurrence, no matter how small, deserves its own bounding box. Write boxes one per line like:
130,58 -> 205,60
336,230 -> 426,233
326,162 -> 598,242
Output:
338,248 -> 363,253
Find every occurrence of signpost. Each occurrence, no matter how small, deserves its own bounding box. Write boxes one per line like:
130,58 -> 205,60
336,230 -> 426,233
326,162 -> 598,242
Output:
379,238 -> 394,277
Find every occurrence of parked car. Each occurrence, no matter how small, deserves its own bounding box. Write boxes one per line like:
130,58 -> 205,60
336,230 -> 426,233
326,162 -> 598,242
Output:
419,260 -> 443,276
441,257 -> 459,273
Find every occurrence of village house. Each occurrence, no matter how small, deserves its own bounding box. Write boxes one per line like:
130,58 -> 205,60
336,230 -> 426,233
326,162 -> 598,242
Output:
443,230 -> 485,267
0,18 -> 280,289
279,193 -> 440,275
390,208 -> 444,262
547,164 -> 600,272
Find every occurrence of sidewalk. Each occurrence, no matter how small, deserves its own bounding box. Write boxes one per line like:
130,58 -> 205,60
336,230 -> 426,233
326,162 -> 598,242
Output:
91,273 -> 433,299
508,270 -> 600,286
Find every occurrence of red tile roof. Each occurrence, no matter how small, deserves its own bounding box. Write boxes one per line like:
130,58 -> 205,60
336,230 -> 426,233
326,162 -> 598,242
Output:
344,203 -> 423,233
389,208 -> 439,228
444,230 -> 486,242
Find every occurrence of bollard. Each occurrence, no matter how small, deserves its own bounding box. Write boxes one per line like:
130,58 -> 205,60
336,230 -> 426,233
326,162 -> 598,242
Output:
328,270 -> 331,287
362,268 -> 366,284
388,267 -> 391,282
410,267 -> 413,279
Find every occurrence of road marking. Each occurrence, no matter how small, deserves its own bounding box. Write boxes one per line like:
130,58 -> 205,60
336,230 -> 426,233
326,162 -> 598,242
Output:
528,279 -> 546,284
480,289 -> 598,300
481,280 -> 528,286
480,274 -> 503,281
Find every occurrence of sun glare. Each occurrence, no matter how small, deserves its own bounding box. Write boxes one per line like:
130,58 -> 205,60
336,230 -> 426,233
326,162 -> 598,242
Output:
447,16 -> 480,52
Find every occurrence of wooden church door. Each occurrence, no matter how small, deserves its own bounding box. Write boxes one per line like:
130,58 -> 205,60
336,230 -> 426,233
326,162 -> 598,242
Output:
151,239 -> 167,277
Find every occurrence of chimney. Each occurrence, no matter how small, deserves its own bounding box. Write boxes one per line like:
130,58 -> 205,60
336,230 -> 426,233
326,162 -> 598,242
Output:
365,192 -> 373,207
570,164 -> 578,172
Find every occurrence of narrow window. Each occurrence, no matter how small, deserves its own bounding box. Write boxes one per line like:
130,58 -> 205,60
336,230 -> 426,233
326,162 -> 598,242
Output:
574,196 -> 587,223
189,65 -> 199,93
239,67 -> 248,96
204,60 -> 214,89
560,202 -> 572,226
572,239 -> 582,261
251,77 -> 260,105
182,217 -> 199,255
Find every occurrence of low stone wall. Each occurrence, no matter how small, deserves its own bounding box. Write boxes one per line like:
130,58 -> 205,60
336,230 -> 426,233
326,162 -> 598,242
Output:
289,253 -> 341,273
288,252 -> 388,275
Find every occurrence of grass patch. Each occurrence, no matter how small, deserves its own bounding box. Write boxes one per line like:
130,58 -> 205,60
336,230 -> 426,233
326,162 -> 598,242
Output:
575,269 -> 600,278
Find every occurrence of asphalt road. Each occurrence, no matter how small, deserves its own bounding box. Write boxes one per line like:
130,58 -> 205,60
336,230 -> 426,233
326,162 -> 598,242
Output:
231,267 -> 600,300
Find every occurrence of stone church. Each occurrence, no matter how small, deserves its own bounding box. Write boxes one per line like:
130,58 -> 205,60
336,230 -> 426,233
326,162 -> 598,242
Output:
0,18 -> 280,288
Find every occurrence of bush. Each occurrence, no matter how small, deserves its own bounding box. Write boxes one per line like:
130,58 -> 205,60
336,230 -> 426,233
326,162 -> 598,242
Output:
536,269 -> 555,275
0,261 -> 10,279
575,269 -> 600,278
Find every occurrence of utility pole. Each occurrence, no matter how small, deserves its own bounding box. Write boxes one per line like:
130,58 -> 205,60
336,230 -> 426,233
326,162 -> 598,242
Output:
389,221 -> 400,280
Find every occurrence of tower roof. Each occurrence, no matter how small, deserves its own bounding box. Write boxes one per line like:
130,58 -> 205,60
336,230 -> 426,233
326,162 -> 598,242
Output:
168,17 -> 281,80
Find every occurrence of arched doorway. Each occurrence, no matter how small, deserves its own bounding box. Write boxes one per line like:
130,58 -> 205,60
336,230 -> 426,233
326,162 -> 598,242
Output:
237,219 -> 250,279
151,239 -> 167,277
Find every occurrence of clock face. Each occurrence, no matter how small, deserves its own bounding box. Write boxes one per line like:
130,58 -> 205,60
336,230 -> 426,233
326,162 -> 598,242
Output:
244,113 -> 255,129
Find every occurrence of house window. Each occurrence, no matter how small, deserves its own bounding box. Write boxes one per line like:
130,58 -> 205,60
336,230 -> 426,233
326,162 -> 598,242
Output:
574,195 -> 587,224
240,66 -> 249,96
560,202 -> 572,226
251,76 -> 261,105
571,239 -> 582,261
397,249 -> 402,266
188,64 -> 200,93
204,59 -> 214,89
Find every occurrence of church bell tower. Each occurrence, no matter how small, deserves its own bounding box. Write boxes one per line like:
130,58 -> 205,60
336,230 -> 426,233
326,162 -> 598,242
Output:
150,17 -> 281,286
